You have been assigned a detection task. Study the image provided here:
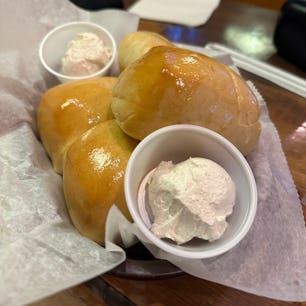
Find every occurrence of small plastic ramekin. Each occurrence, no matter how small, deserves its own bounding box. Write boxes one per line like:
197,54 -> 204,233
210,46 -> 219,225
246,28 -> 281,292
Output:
39,21 -> 116,83
124,124 -> 257,259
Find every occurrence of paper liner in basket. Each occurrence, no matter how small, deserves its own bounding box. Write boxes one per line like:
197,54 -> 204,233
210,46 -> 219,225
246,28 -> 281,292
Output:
0,1 -> 137,305
0,0 -> 305,304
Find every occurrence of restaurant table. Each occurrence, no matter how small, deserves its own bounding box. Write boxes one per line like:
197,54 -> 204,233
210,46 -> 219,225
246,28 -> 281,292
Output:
30,0 -> 306,305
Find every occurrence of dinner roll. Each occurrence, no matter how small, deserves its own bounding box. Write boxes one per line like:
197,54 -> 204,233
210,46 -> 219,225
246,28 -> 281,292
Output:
37,77 -> 117,174
63,119 -> 138,244
112,46 -> 261,156
118,31 -> 174,71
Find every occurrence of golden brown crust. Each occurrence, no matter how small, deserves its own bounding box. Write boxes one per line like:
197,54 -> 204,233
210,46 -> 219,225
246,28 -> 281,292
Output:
112,46 -> 261,155
118,31 -> 175,71
37,77 -> 117,173
63,119 -> 138,244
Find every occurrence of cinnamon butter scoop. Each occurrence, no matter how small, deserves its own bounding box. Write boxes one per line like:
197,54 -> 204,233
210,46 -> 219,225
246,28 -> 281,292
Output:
147,157 -> 236,244
61,32 -> 112,76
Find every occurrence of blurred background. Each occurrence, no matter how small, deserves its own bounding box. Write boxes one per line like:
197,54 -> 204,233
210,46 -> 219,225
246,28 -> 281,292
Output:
238,0 -> 286,9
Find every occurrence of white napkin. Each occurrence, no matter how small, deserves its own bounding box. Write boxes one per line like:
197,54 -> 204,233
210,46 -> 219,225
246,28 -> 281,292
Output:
128,0 -> 220,27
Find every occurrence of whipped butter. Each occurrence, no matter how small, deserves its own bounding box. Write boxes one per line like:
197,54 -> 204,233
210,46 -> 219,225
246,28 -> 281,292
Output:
61,32 -> 112,76
147,157 -> 236,244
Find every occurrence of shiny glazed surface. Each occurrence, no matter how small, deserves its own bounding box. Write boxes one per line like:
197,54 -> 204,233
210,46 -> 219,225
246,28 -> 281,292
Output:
37,77 -> 116,173
112,46 -> 260,155
63,120 -> 137,244
118,30 -> 174,71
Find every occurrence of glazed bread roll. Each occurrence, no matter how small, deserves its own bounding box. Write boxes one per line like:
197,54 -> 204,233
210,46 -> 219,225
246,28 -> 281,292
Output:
37,77 -> 117,173
112,46 -> 261,156
63,119 -> 138,244
118,31 -> 174,71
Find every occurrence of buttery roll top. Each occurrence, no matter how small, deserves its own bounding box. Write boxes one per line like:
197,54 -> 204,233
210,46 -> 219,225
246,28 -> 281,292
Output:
111,46 -> 261,156
63,119 -> 138,244
118,31 -> 175,71
37,77 -> 117,173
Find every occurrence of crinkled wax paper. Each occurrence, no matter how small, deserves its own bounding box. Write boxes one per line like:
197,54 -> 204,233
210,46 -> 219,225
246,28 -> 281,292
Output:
0,0 -> 305,305
0,1 -> 137,305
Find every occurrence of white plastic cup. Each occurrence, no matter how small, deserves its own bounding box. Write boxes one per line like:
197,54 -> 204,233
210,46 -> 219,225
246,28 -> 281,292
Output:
39,21 -> 117,83
124,124 -> 257,259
